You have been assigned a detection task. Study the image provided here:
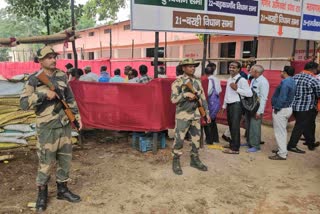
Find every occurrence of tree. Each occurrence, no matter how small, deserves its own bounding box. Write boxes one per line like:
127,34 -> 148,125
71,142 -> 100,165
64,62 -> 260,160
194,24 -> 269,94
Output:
5,0 -> 71,34
77,14 -> 95,30
0,9 -> 45,37
0,8 -> 44,61
83,0 -> 126,22
0,48 -> 9,62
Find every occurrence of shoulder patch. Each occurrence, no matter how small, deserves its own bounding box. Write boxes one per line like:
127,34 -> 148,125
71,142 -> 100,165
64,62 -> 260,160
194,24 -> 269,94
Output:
27,73 -> 39,86
55,69 -> 67,77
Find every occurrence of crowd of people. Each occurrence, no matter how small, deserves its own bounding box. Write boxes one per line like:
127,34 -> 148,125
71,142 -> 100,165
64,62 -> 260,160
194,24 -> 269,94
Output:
64,63 -> 167,84
170,58 -> 320,175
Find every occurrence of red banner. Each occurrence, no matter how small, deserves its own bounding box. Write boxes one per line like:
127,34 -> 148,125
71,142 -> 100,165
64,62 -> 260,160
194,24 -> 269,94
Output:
0,58 -> 178,78
70,72 -> 281,131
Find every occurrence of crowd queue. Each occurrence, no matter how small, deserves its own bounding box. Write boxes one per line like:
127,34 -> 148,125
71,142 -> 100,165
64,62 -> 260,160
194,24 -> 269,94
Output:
64,57 -> 320,171
22,46 -> 320,211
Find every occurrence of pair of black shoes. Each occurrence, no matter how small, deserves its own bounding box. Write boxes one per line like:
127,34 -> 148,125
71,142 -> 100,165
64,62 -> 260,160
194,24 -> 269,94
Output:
303,141 -> 320,151
272,147 -> 306,154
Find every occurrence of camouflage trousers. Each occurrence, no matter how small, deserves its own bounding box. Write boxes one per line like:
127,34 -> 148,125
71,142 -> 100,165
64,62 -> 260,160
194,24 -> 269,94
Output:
36,125 -> 72,185
172,119 -> 201,156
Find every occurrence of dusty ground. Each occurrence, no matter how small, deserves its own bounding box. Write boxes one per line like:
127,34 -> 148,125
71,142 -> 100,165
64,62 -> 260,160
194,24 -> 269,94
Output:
0,121 -> 320,214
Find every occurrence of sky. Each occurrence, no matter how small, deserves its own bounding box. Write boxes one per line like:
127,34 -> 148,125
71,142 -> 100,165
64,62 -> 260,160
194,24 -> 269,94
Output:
0,0 -> 130,22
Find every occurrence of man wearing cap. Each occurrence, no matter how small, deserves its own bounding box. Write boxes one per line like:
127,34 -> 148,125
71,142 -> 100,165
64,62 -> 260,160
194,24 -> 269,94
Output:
79,65 -> 99,82
171,58 -> 211,175
20,46 -> 82,211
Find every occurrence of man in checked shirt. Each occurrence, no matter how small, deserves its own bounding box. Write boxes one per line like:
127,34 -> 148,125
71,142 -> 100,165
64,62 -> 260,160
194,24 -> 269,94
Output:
287,61 -> 320,153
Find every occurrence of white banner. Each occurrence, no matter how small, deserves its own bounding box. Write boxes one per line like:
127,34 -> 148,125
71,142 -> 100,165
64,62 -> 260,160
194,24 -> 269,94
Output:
259,0 -> 302,39
131,0 -> 260,35
300,0 -> 320,40
131,0 -> 320,41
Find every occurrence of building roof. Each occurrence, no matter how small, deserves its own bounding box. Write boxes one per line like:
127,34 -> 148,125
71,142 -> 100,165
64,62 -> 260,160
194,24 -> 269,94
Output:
77,20 -> 130,32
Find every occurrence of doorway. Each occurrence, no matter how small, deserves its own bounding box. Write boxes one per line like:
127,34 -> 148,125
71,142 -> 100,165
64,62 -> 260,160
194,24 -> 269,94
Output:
219,42 -> 236,74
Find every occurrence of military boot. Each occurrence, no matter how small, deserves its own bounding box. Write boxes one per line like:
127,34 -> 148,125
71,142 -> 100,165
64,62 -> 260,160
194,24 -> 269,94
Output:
56,182 -> 81,203
190,154 -> 208,171
36,185 -> 48,212
172,155 -> 183,175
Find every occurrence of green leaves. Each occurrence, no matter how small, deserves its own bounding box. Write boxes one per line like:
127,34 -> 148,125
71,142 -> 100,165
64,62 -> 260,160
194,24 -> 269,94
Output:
83,0 -> 126,21
5,0 -> 71,34
3,0 -> 127,34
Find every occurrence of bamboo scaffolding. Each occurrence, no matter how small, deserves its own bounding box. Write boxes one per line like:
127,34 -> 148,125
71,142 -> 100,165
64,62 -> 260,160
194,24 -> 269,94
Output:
109,57 -> 294,63
0,29 -> 80,46
151,57 -> 293,63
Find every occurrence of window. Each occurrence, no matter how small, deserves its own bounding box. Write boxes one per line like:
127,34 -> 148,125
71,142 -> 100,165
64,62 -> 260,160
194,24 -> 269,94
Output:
147,47 -> 165,65
67,53 -> 72,59
123,24 -> 130,30
88,32 -> 94,36
104,29 -> 111,34
88,52 -> 94,60
219,42 -> 236,74
242,40 -> 258,58
146,47 -> 164,58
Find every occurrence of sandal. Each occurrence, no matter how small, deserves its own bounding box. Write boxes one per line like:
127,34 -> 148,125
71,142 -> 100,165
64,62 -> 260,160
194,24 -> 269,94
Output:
223,144 -> 230,149
222,148 -> 239,154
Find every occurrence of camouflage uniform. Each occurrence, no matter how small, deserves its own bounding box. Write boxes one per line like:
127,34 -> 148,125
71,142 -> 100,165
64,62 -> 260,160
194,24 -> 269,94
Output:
20,69 -> 81,185
171,74 -> 209,156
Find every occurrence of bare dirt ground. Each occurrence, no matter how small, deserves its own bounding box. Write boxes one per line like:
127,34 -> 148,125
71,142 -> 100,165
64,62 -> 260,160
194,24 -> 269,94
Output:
0,120 -> 320,214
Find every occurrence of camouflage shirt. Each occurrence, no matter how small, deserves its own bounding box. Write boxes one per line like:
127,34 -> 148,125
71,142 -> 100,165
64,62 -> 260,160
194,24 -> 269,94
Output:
171,74 -> 209,120
20,69 -> 81,129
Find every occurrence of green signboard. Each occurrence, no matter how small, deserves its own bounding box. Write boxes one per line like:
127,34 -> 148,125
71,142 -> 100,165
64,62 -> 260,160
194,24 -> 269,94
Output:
135,0 -> 204,10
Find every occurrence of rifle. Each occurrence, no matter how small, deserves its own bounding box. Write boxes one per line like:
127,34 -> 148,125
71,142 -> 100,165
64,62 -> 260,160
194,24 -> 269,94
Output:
184,79 -> 208,123
36,70 -> 81,131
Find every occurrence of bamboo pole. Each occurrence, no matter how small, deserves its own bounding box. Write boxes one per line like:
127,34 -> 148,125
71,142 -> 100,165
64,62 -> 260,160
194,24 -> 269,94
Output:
108,57 -> 293,64
151,57 -> 292,62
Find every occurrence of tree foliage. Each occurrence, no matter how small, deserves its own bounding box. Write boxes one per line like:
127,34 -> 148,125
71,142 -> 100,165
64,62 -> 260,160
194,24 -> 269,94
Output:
0,8 -> 45,61
5,0 -> 127,33
0,8 -> 45,37
0,48 -> 9,62
5,0 -> 75,34
83,0 -> 126,22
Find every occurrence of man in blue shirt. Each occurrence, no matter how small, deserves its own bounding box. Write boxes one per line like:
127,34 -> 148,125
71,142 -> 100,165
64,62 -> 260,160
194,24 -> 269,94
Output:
98,65 -> 110,83
110,69 -> 124,83
269,66 -> 296,160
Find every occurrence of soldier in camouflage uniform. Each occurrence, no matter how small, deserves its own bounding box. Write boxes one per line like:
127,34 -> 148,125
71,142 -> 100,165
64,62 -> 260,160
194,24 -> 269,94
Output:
20,46 -> 82,211
171,58 -> 211,175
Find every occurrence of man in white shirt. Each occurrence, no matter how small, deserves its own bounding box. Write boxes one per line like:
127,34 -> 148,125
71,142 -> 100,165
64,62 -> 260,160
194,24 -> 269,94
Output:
79,66 -> 99,82
128,69 -> 139,83
204,64 -> 221,144
246,65 -> 269,152
221,61 -> 252,154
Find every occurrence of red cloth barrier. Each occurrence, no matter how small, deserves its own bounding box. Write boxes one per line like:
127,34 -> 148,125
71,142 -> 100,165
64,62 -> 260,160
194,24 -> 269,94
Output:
70,72 -> 281,131
70,78 -> 177,131
1,59 -> 291,131
0,59 -> 111,78
291,60 -> 310,74
0,58 -> 179,78
0,59 -> 309,78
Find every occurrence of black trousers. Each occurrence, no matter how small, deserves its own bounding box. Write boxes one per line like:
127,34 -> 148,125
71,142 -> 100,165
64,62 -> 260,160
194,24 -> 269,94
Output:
227,102 -> 242,151
288,108 -> 318,148
204,117 -> 219,144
